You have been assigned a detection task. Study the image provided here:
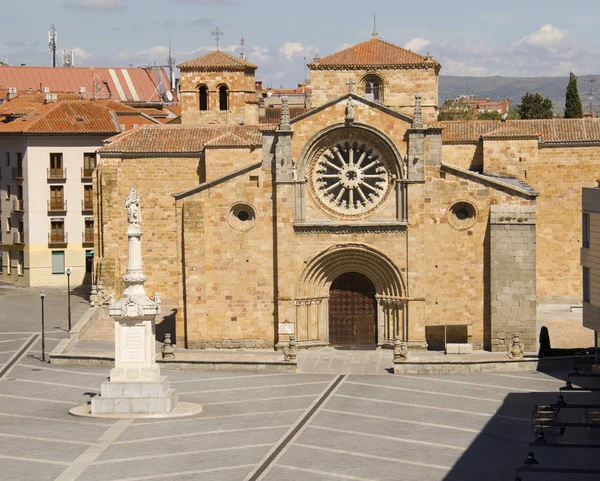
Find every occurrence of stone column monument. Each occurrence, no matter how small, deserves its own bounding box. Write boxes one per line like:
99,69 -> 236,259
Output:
72,187 -> 201,418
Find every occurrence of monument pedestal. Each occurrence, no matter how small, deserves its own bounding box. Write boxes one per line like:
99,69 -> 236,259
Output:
91,309 -> 179,415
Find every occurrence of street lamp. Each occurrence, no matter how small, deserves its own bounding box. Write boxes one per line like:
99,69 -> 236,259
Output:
66,267 -> 72,331
40,290 -> 46,362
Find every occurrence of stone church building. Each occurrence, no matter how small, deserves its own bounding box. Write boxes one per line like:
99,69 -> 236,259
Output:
94,37 -> 600,353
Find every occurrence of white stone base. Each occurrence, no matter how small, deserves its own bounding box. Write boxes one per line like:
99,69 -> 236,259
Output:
70,401 -> 203,419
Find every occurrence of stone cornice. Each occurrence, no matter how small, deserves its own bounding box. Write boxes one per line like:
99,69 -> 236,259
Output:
293,220 -> 407,234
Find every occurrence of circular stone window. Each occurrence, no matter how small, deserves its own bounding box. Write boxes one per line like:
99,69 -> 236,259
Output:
227,203 -> 256,231
309,136 -> 393,218
447,201 -> 477,230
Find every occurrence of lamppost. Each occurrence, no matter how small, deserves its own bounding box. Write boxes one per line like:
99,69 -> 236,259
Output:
40,290 -> 46,362
66,267 -> 72,331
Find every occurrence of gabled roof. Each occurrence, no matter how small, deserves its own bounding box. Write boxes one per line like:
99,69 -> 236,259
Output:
0,100 -> 120,134
440,119 -> 600,144
98,124 -> 275,154
177,50 -> 258,71
0,66 -> 175,102
308,37 -> 439,70
259,105 -> 308,124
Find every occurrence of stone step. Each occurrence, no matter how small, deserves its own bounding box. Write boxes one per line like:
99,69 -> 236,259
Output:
91,388 -> 178,414
100,376 -> 169,398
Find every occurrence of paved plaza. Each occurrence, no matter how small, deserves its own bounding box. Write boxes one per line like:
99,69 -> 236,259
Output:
1,284 -> 599,480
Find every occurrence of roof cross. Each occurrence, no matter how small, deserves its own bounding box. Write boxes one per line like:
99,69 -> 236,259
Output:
346,78 -> 355,93
211,27 -> 224,50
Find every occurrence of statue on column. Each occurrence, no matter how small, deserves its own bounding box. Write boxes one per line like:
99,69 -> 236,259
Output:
125,187 -> 141,225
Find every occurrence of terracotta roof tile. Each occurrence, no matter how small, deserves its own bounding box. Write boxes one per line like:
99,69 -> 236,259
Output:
308,38 -> 438,70
259,106 -> 308,124
481,127 -> 540,139
98,124 -> 274,154
0,100 -> 120,134
177,50 -> 258,70
440,119 -> 600,144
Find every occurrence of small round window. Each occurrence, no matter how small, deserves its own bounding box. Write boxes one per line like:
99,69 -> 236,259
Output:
227,203 -> 256,231
447,201 -> 477,230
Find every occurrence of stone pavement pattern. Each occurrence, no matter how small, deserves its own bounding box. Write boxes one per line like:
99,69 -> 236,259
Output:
1,334 -> 599,481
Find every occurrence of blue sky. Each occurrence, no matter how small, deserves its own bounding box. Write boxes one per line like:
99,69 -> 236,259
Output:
2,0 -> 600,86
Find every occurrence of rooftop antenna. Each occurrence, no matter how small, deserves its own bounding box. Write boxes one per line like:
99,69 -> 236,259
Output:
167,32 -> 175,90
62,49 -> 74,67
592,79 -> 596,117
211,26 -> 224,51
372,13 -> 379,38
239,34 -> 246,61
48,24 -> 57,68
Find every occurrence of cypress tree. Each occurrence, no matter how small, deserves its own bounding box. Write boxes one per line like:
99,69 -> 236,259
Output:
564,72 -> 584,118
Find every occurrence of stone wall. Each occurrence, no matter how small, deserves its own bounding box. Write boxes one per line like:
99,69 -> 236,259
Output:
309,67 -> 438,123
179,69 -> 257,125
489,205 -> 537,352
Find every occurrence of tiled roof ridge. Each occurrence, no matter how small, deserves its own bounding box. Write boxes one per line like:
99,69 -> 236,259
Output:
308,37 -> 437,69
177,50 -> 258,70
482,126 -> 540,138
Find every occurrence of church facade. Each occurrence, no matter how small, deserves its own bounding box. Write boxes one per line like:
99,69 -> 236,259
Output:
94,38 -> 600,353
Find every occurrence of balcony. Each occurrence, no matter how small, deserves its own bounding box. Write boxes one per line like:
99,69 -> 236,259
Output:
82,231 -> 94,246
81,167 -> 94,181
48,199 -> 67,213
48,232 -> 68,246
47,168 -> 67,181
12,168 -> 23,180
13,231 -> 24,244
81,199 -> 93,213
13,198 -> 24,212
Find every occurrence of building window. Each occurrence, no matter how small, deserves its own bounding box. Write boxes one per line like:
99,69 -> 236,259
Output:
5,184 -> 10,200
50,220 -> 65,243
219,85 -> 228,111
583,213 -> 590,248
83,185 -> 93,210
16,153 -> 23,178
0,249 -> 3,273
583,267 -> 591,302
17,250 -> 23,275
49,153 -> 63,177
6,217 -> 11,233
83,153 -> 96,178
199,85 -> 208,111
50,186 -> 64,210
84,219 -> 94,244
5,152 -> 9,166
364,75 -> 383,102
52,251 -> 65,274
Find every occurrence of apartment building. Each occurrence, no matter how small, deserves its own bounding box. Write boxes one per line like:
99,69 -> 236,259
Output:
0,93 -> 128,286
581,182 -> 600,355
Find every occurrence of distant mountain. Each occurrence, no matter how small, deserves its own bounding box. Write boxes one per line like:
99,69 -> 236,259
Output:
439,75 -> 600,114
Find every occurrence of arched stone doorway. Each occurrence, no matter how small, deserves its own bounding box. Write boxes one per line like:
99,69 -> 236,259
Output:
295,244 -> 406,348
329,272 -> 377,346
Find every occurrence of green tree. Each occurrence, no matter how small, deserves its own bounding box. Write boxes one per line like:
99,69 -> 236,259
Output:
438,99 -> 476,121
517,92 -> 554,119
564,72 -> 583,118
477,110 -> 502,120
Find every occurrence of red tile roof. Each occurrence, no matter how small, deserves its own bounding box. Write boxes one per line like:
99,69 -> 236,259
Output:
308,38 -> 438,70
0,66 -> 175,103
259,106 -> 308,124
480,127 -> 539,139
177,50 -> 258,71
0,100 -> 120,134
98,124 -> 276,154
440,119 -> 600,144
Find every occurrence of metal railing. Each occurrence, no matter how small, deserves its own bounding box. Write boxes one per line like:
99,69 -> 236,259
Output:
81,199 -> 93,211
82,232 -> 94,245
47,199 -> 67,212
47,168 -> 67,180
48,232 -> 68,245
13,198 -> 24,211
12,168 -> 23,180
81,167 -> 94,180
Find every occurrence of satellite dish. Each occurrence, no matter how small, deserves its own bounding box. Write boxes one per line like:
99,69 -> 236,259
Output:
165,91 -> 173,102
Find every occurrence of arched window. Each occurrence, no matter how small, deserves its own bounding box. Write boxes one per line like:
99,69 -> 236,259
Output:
364,76 -> 383,102
219,85 -> 228,111
198,86 -> 208,111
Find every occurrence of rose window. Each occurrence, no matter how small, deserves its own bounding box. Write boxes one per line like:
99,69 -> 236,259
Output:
311,141 -> 391,216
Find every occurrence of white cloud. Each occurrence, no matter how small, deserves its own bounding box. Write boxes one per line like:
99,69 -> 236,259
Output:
72,47 -> 92,61
250,46 -> 269,63
64,0 -> 124,8
517,24 -> 566,50
135,45 -> 169,57
405,37 -> 430,53
278,42 -> 315,61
